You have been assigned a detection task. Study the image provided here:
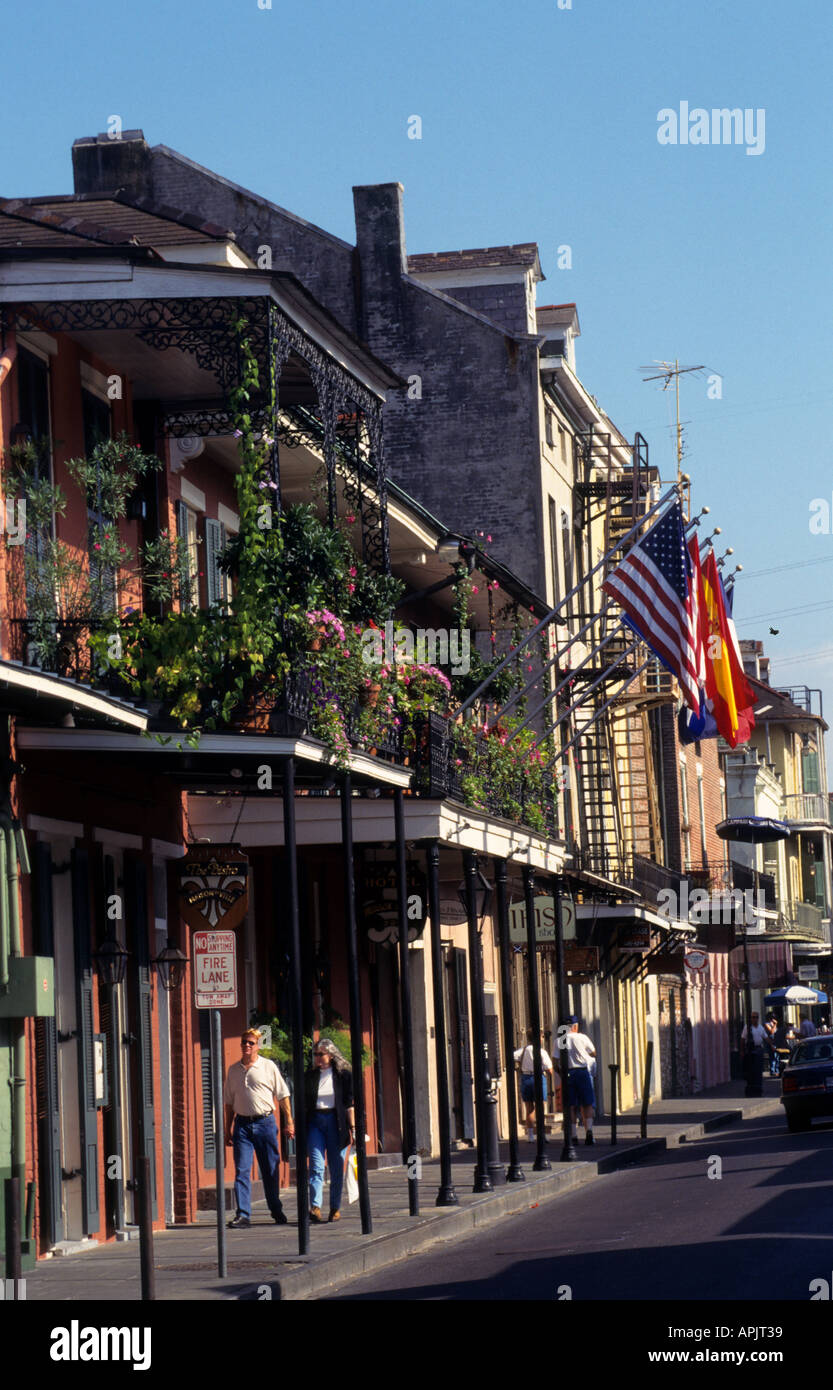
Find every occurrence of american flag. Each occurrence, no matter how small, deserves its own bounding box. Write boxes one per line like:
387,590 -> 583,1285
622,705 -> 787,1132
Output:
601,502 -> 701,713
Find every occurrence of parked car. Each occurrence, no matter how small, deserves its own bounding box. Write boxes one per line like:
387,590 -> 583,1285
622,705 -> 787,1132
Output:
780,1037 -> 833,1131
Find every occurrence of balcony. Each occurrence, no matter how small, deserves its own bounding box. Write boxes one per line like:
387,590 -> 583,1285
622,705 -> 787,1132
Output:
730,860 -> 777,910
787,900 -> 827,942
413,712 -> 559,840
783,793 -> 833,828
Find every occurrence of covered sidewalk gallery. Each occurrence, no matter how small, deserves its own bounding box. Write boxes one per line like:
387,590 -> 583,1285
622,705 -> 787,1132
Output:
19,723 -> 572,1255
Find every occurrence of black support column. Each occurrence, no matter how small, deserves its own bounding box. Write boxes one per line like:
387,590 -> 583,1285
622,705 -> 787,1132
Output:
522,865 -> 550,1171
494,859 -> 525,1182
463,849 -> 492,1193
425,840 -> 457,1206
340,775 -> 372,1233
551,874 -> 577,1162
283,758 -> 309,1254
394,790 -> 419,1215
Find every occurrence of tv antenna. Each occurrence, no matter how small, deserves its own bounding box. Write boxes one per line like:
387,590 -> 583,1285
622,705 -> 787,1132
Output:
639,359 -> 706,481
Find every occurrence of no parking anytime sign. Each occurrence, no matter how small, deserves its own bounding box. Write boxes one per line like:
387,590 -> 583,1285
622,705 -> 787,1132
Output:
193,931 -> 238,1009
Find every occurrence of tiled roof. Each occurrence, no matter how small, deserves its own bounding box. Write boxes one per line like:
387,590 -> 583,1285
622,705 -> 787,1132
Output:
0,209 -> 98,249
0,195 -> 234,249
408,243 -> 540,273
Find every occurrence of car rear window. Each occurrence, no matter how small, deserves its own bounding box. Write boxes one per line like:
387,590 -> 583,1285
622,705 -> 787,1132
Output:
792,1041 -> 833,1063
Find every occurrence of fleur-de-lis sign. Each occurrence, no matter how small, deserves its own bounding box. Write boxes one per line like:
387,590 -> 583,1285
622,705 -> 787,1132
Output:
178,844 -> 249,933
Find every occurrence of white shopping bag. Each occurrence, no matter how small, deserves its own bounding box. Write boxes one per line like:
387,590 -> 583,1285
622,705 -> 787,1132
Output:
344,1145 -> 359,1204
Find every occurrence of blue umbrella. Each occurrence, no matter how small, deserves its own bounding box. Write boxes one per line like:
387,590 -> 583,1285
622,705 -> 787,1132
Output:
716,817 -> 790,843
764,986 -> 828,1005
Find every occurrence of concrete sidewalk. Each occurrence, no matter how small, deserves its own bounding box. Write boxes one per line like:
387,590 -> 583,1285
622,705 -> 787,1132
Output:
20,1077 -> 784,1302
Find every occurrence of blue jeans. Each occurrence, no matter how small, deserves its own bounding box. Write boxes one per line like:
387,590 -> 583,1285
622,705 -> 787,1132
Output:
232,1113 -> 284,1220
308,1110 -> 346,1213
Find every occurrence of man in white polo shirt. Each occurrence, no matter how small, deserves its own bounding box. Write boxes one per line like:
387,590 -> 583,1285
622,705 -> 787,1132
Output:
223,1027 -> 294,1228
562,1015 -> 597,1146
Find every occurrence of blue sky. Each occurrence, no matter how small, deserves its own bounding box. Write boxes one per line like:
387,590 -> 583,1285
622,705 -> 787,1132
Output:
4,0 -> 833,744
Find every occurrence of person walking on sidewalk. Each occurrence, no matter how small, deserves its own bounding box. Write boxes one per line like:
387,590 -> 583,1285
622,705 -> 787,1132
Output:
764,1013 -> 780,1077
305,1039 -> 355,1223
514,1029 -> 554,1143
563,1016 -> 597,1146
740,1012 -> 767,1097
224,1027 -> 294,1229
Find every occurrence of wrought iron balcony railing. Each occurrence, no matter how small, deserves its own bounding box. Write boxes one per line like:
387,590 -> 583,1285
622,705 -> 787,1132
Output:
411,712 -> 559,839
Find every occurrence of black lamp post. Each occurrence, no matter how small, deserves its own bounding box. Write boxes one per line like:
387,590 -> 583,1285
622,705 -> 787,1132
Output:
94,930 -> 186,1299
458,856 -> 505,1191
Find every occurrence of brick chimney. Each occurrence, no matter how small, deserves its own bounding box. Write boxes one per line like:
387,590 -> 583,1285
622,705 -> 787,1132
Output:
352,183 -> 407,350
72,130 -> 153,200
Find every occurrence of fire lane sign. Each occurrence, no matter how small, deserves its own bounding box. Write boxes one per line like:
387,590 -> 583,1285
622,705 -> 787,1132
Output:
193,930 -> 238,1009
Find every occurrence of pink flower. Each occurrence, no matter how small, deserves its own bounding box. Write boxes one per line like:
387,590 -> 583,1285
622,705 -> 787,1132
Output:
487,534 -> 492,542
347,582 -> 355,593
349,566 -> 357,577
472,585 -> 479,594
93,542 -> 101,550
346,514 -> 356,523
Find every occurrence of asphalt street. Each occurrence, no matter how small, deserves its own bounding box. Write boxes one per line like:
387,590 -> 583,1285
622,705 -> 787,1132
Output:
323,1111 -> 833,1301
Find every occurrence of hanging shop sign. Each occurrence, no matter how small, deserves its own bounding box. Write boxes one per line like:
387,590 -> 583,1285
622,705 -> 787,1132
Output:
647,952 -> 686,976
193,929 -> 238,1009
618,925 -> 651,953
685,949 -> 710,974
360,862 -> 427,945
565,946 -> 599,974
178,844 -> 249,933
508,895 -> 576,945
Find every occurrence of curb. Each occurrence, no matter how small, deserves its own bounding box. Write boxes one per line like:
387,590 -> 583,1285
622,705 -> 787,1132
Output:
272,1162 -> 600,1300
270,1097 -> 784,1299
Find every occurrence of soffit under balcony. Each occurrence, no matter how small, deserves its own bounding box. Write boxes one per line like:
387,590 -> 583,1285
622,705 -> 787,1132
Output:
14,727 -> 411,793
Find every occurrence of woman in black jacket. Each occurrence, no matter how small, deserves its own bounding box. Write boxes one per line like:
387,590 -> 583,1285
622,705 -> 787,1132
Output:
305,1040 -> 355,1222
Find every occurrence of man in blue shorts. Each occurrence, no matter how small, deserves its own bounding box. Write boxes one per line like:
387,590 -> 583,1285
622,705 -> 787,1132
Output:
564,1015 -> 597,1146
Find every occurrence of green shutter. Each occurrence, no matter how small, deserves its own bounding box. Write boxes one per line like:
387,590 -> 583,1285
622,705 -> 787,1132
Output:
802,750 -> 821,796
205,518 -> 227,609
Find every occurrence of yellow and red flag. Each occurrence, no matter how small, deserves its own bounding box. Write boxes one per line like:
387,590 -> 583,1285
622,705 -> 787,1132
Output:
699,549 -> 755,747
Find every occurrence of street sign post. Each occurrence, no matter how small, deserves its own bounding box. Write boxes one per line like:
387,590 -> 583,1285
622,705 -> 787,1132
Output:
193,929 -> 239,1281
193,930 -> 238,1009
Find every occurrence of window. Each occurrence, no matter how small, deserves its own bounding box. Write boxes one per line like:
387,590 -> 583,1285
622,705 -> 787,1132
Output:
175,501 -> 200,610
696,767 -> 707,862
679,760 -> 691,870
82,389 -> 111,460
545,410 -> 554,448
17,347 -> 51,450
547,498 -> 560,607
560,507 -> 573,602
17,348 -> 53,617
